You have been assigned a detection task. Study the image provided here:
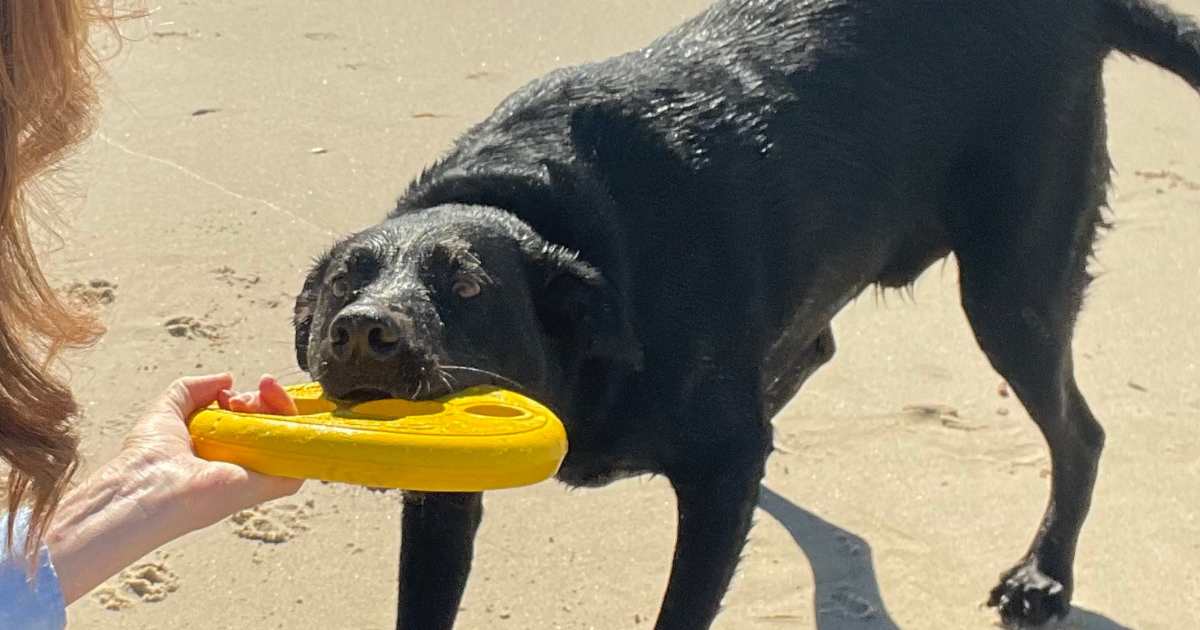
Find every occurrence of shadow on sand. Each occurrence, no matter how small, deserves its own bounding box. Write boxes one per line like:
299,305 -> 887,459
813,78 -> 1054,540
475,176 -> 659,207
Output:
757,485 -> 1131,630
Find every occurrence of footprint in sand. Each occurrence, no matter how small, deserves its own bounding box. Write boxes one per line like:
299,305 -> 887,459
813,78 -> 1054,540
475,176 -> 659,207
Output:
64,279 -> 117,307
92,560 -> 180,610
1135,168 -> 1200,191
212,266 -> 286,308
163,315 -> 221,340
92,587 -> 133,611
230,500 -> 314,543
120,562 -> 180,602
902,403 -> 986,432
835,533 -> 865,557
211,266 -> 261,290
818,586 -> 878,621
976,441 -> 1050,476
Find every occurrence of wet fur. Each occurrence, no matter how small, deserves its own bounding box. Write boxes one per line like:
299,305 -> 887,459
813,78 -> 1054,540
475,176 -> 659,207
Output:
294,0 -> 1200,628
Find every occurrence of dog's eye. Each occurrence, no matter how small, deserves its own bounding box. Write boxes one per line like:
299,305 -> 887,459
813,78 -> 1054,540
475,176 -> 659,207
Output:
452,278 -> 481,299
330,276 -> 350,299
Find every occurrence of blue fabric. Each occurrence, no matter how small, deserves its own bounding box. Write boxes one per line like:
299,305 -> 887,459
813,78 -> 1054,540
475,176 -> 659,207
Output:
0,510 -> 67,630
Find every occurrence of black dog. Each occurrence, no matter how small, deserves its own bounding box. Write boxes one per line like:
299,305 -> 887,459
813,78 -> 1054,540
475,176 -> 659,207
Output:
293,1 -> 1200,627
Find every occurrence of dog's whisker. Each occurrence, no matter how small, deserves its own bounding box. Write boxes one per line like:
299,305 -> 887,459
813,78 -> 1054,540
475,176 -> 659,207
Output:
439,365 -> 528,394
436,368 -> 454,394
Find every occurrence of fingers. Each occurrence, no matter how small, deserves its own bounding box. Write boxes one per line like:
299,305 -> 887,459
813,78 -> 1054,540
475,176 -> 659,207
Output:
208,463 -> 304,509
218,390 -> 260,413
160,373 -> 235,421
258,375 -> 299,416
246,470 -> 305,503
224,391 -> 258,413
215,375 -> 298,416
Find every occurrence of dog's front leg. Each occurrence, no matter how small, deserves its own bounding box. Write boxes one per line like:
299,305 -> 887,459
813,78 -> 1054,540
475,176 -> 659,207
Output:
656,435 -> 770,630
395,491 -> 483,630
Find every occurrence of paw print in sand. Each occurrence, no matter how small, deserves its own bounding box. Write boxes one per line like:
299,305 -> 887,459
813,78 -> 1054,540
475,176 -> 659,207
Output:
230,500 -> 314,543
92,560 -> 180,611
163,315 -> 221,340
65,279 -> 117,307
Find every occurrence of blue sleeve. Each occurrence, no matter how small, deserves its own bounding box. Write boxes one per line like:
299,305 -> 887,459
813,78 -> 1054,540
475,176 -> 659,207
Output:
0,509 -> 67,630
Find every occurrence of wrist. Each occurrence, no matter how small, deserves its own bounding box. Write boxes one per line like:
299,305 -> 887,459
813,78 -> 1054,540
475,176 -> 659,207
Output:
45,450 -> 196,604
112,449 -> 208,539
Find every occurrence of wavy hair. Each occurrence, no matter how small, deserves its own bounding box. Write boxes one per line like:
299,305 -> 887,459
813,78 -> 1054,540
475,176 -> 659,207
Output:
1,0 -> 127,559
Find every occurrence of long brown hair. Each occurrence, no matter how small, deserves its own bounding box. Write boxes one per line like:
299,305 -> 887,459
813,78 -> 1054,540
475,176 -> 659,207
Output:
1,1 -> 124,558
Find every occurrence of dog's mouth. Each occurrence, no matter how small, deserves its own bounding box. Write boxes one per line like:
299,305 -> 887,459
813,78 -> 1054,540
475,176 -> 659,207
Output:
319,374 -> 454,404
324,381 -> 446,404
317,365 -> 528,405
335,387 -> 395,404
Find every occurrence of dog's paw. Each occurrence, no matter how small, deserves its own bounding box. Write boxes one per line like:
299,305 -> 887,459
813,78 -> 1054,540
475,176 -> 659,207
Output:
987,560 -> 1070,627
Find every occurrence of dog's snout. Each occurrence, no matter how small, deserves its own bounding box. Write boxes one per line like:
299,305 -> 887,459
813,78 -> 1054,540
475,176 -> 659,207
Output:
329,306 -> 415,362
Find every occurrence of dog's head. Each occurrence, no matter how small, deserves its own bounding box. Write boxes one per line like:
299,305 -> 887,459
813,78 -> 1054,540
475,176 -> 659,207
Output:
293,204 -> 640,415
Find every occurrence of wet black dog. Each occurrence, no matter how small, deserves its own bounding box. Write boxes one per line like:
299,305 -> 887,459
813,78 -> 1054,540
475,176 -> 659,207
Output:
293,1 -> 1200,627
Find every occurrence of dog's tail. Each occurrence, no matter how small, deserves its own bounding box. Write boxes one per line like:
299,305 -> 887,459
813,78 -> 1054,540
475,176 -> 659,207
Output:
1104,0 -> 1200,90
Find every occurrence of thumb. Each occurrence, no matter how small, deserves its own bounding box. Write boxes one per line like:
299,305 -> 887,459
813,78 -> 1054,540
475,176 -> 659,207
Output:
246,471 -> 305,504
157,373 -> 235,421
179,463 -> 304,535
206,463 -> 304,512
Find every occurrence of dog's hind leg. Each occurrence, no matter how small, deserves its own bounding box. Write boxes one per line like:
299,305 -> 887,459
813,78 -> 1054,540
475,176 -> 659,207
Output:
950,80 -> 1110,627
395,491 -> 483,630
963,307 -> 1103,627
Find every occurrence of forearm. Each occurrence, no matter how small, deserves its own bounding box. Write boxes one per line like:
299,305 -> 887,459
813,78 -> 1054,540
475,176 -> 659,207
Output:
45,455 -> 189,604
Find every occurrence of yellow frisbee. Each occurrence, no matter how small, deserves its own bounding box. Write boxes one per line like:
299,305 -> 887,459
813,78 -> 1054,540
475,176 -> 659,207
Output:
188,383 -> 567,492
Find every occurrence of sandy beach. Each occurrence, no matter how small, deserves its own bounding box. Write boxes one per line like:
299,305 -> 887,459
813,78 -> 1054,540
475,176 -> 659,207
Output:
46,1 -> 1200,628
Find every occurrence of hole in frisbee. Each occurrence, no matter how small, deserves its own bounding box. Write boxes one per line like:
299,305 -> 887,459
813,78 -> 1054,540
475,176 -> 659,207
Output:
294,398 -> 337,415
349,399 -> 445,419
462,404 -> 528,419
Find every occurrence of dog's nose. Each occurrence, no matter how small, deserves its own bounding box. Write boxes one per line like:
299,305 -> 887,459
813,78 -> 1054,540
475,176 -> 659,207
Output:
329,306 -> 415,362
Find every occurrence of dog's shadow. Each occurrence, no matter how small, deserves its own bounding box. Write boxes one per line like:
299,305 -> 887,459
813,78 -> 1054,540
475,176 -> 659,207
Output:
757,486 -> 1131,630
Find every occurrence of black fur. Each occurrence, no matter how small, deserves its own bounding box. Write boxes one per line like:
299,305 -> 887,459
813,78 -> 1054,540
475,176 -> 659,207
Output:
293,1 -> 1200,627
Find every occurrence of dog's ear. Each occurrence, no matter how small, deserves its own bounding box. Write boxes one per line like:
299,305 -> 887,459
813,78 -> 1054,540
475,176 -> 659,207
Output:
569,101 -> 688,210
535,246 -> 642,370
569,102 -> 668,172
293,254 -> 330,372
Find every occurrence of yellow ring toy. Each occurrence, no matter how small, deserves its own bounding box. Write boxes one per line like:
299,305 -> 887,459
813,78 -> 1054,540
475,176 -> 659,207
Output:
188,383 -> 567,492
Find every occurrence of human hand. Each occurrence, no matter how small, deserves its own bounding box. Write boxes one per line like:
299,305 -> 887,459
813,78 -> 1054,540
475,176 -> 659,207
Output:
48,374 -> 303,603
118,373 -> 303,533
